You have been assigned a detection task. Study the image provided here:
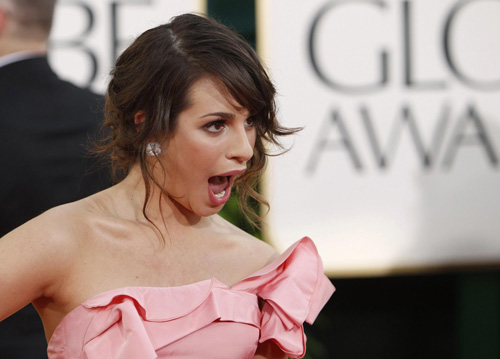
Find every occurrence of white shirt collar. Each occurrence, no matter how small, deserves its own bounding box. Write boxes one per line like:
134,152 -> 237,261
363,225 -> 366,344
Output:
0,50 -> 46,69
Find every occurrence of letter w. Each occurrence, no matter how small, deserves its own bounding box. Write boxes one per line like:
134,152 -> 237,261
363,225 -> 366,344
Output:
360,104 -> 449,169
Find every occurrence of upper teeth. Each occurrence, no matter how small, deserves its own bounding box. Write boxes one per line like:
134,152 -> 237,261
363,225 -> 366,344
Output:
215,190 -> 225,198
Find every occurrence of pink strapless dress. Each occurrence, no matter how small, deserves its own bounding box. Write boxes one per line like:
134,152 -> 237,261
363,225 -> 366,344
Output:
47,237 -> 334,359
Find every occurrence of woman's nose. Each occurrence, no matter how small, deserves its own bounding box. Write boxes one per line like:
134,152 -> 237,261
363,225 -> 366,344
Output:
226,126 -> 254,163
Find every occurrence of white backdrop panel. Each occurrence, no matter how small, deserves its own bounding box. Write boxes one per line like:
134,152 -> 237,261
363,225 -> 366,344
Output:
260,0 -> 500,276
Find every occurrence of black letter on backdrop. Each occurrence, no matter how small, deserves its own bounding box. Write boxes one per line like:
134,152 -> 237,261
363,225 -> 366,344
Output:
442,104 -> 499,168
360,104 -> 450,169
110,0 -> 152,64
305,108 -> 363,173
403,1 -> 445,89
443,0 -> 500,90
308,0 -> 389,93
49,2 -> 98,88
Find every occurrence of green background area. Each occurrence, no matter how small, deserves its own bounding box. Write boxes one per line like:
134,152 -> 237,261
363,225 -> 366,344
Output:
207,1 -> 500,358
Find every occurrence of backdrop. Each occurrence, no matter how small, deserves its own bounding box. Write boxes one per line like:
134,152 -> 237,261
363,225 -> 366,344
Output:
49,0 -> 203,93
259,0 -> 500,276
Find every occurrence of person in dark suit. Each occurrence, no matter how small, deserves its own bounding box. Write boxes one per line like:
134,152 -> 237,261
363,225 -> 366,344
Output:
0,0 -> 110,357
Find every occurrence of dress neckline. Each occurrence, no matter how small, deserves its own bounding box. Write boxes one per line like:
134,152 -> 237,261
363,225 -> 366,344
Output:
47,237 -> 311,344
79,236 -> 307,307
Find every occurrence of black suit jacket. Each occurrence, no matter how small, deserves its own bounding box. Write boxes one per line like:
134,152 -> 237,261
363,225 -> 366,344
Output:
0,56 -> 111,358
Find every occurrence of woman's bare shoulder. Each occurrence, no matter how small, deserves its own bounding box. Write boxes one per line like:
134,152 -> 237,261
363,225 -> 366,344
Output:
2,195 -> 104,254
212,215 -> 280,272
238,232 -> 280,266
0,197 -> 106,315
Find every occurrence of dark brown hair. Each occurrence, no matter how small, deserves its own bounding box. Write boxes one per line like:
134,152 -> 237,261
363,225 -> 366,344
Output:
98,13 -> 299,227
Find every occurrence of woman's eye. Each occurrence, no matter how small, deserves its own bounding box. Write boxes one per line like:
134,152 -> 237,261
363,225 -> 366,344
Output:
245,117 -> 256,128
205,120 -> 225,133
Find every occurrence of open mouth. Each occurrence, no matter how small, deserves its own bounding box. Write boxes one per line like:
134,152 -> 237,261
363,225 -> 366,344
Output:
207,169 -> 246,205
208,175 -> 229,198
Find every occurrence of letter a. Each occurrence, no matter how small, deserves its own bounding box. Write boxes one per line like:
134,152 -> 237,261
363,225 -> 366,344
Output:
305,108 -> 363,174
442,104 -> 499,168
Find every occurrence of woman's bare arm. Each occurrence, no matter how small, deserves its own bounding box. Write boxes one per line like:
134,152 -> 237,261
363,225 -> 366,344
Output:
0,208 -> 74,322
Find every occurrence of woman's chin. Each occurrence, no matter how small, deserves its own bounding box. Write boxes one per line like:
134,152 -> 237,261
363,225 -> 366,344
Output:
199,204 -> 225,217
182,201 -> 225,218
170,195 -> 226,219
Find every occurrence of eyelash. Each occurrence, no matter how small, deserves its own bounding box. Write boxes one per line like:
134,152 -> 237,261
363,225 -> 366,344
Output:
204,117 -> 257,133
204,119 -> 226,133
245,117 -> 256,128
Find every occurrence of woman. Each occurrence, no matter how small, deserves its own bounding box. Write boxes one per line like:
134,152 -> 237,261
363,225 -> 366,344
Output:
0,13 -> 334,358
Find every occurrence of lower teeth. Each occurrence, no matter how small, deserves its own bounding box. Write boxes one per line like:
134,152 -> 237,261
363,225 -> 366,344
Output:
214,190 -> 225,198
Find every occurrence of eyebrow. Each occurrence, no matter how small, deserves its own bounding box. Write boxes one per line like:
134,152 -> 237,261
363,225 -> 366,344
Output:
200,112 -> 236,119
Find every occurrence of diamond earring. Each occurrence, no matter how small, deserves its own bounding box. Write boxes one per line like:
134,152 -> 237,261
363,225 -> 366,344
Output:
146,142 -> 162,157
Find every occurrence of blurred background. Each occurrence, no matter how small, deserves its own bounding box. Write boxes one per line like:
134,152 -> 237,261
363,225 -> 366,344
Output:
9,0 -> 500,358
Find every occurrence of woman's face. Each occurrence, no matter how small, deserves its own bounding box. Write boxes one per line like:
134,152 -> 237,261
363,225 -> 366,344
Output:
158,77 -> 256,217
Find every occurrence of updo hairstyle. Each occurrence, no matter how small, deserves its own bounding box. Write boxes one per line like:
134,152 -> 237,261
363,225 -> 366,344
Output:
99,13 -> 299,226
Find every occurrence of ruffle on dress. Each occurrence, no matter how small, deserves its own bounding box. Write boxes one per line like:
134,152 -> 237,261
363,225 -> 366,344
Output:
233,236 -> 335,358
47,237 -> 334,359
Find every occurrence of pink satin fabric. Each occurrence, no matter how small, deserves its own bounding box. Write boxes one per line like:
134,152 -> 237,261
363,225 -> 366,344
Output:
47,237 -> 335,359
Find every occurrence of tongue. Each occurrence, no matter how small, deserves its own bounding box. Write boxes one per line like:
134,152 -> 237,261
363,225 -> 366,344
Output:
208,176 -> 228,194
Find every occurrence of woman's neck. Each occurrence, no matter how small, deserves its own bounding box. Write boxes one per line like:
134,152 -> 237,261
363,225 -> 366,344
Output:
115,164 -> 210,230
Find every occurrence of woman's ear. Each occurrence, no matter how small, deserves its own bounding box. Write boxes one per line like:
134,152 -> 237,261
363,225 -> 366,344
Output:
134,110 -> 146,131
